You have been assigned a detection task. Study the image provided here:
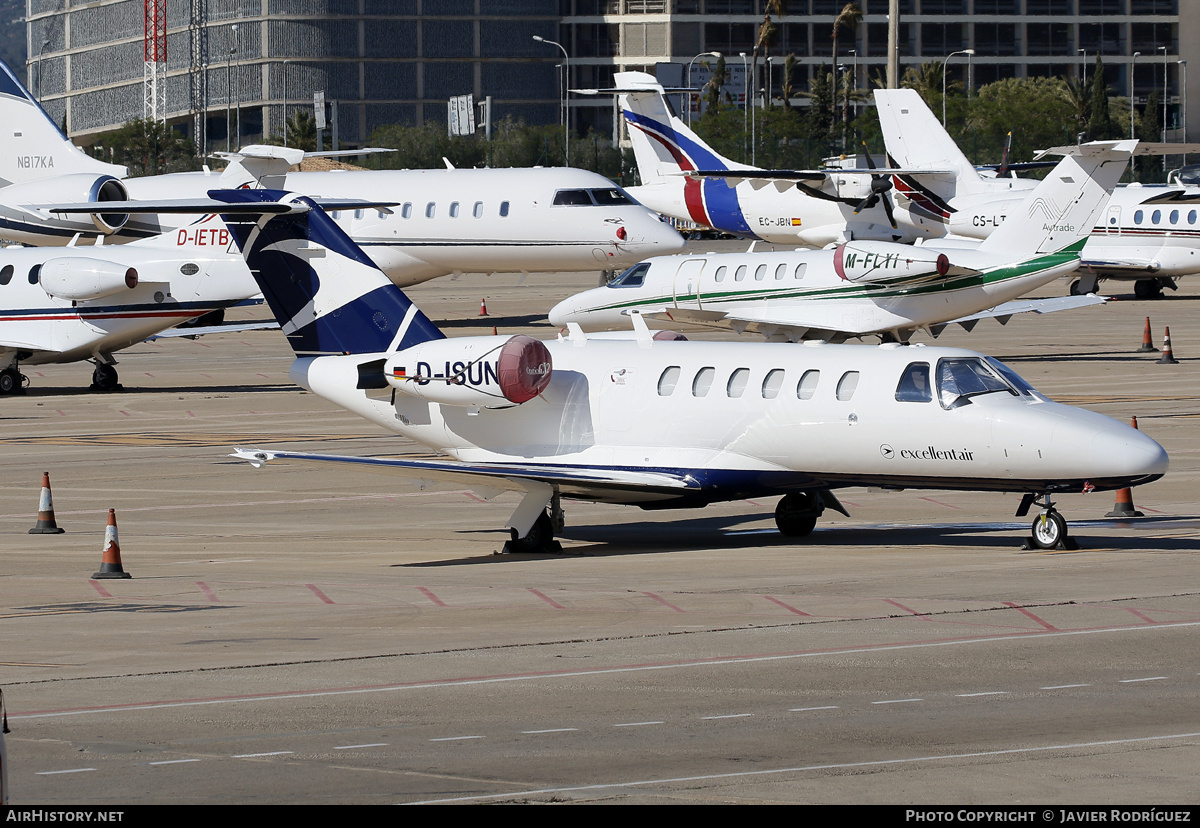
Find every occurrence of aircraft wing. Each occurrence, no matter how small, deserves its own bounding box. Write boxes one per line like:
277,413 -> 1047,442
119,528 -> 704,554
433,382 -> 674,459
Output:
930,294 -> 1109,335
38,197 -> 398,216
150,320 -> 280,339
229,449 -> 698,503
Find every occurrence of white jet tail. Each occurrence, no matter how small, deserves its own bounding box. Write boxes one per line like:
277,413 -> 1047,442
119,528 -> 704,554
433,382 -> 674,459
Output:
0,61 -> 126,187
978,141 -> 1134,257
616,71 -> 754,186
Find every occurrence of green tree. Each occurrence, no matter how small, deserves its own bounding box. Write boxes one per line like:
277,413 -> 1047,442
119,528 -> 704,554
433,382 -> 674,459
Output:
89,119 -> 199,177
284,109 -> 317,152
750,0 -> 787,107
830,2 -> 863,142
1087,56 -> 1118,140
702,55 -> 728,116
965,76 -> 1076,164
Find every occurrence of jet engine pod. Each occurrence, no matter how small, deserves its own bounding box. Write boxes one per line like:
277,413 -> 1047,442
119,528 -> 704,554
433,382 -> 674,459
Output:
385,335 -> 552,408
833,240 -> 950,284
40,257 -> 139,301
8,173 -> 130,233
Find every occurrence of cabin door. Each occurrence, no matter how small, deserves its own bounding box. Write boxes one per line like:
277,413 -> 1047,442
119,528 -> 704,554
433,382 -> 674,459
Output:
673,258 -> 706,309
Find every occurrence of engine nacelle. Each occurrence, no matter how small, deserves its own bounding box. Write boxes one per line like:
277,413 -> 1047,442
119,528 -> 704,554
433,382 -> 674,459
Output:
4,173 -> 129,233
385,335 -> 552,408
833,240 -> 949,283
39,257 -> 139,301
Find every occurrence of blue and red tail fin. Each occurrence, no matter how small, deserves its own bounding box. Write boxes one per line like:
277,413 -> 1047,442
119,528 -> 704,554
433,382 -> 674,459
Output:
210,189 -> 445,356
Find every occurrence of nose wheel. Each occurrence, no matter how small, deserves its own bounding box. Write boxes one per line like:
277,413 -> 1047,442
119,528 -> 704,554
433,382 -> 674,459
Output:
1022,495 -> 1079,551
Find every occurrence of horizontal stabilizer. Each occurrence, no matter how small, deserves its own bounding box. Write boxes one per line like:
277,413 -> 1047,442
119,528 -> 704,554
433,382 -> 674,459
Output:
150,320 -> 279,339
1036,142 -> 1200,159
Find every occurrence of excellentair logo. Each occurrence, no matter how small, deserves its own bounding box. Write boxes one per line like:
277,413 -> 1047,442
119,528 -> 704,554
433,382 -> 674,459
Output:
899,446 -> 975,461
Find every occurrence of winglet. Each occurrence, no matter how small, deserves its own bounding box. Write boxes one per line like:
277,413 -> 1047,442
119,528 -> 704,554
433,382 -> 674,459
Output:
231,447 -> 277,468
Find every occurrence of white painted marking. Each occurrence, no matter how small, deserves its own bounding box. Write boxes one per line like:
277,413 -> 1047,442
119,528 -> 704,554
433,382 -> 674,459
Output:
614,721 -> 664,728
790,706 -> 839,712
1042,683 -> 1090,689
232,751 -> 294,758
701,713 -> 753,720
403,730 -> 1200,805
872,698 -> 923,705
334,743 -> 388,750
955,691 -> 1009,697
37,768 -> 95,775
521,728 -> 579,734
1121,676 -> 1168,683
430,735 -> 484,742
147,759 -> 201,766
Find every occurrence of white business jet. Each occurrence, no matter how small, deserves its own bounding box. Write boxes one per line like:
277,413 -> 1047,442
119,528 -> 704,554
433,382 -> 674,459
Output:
548,141 -> 1131,342
218,188 -> 1166,551
0,210 -> 273,393
0,62 -> 683,286
874,87 -> 1200,299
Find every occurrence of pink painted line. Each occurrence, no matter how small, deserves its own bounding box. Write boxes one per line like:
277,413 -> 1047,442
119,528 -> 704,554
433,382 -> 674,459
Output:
119,410 -> 131,417
1123,607 -> 1157,624
462,492 -> 485,503
144,373 -> 155,378
883,598 -> 933,620
642,592 -> 685,612
56,410 -> 65,417
185,411 -> 195,418
416,586 -> 447,608
306,584 -> 334,604
918,496 -> 959,509
763,595 -> 811,616
88,580 -> 112,598
256,373 -> 271,379
196,581 -> 219,602
529,588 -> 565,609
745,500 -> 763,507
201,374 -> 214,379
839,500 -> 862,508
1003,601 -> 1058,631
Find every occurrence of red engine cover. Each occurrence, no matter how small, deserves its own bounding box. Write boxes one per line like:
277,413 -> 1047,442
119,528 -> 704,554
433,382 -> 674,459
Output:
497,336 -> 553,403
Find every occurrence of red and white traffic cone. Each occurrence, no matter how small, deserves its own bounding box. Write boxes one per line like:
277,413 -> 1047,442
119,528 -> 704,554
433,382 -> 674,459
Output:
1106,417 -> 1146,518
1137,317 -> 1158,353
28,471 -> 65,534
1157,326 -> 1179,364
92,509 -> 131,579
479,298 -> 488,316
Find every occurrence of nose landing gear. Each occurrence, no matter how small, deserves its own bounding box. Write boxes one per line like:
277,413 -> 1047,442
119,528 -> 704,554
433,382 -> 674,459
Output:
1019,493 -> 1079,551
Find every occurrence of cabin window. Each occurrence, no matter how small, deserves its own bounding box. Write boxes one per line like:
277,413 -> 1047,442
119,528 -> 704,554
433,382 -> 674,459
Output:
795,263 -> 807,279
692,366 -> 715,396
591,188 -> 634,205
796,370 -> 819,399
657,366 -> 681,396
1134,209 -> 1143,224
449,202 -> 460,218
775,263 -> 787,280
1190,210 -> 1198,225
714,266 -> 727,282
401,203 -> 412,219
1170,210 -> 1179,225
28,265 -> 41,285
499,201 -> 510,217
425,202 -> 436,218
553,189 -> 592,206
734,265 -> 747,281
609,262 -> 650,287
762,368 -> 785,399
473,201 -> 484,218
936,357 -> 1016,409
836,371 -> 860,401
0,265 -> 11,285
1151,210 -> 1161,224
354,209 -> 365,220
895,362 -> 932,402
754,264 -> 767,281
727,367 -> 749,398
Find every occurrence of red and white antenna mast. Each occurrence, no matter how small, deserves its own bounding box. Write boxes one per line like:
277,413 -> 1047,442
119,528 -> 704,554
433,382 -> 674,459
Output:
144,0 -> 167,123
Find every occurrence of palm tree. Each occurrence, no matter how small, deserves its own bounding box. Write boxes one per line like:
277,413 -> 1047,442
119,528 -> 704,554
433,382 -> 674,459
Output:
750,0 -> 788,108
830,3 -> 863,138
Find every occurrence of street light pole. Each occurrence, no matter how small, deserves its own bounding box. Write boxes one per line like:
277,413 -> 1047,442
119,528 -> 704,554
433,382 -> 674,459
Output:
1078,48 -> 1087,88
1180,59 -> 1188,165
225,26 -> 237,152
533,35 -> 569,166
1160,45 -> 1168,175
687,51 -> 721,124
739,52 -> 748,162
942,49 -> 974,127
282,59 -> 290,147
1130,51 -> 1140,182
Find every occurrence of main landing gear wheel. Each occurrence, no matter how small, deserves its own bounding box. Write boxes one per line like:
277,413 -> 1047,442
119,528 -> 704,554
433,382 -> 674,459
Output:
502,511 -> 564,555
775,492 -> 819,537
1134,279 -> 1163,300
90,363 -> 121,393
0,367 -> 26,395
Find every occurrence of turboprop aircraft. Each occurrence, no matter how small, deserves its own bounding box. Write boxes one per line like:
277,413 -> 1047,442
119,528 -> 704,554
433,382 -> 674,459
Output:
217,188 -> 1167,552
611,70 -> 955,247
0,62 -> 683,286
874,87 -> 1200,299
548,141 -> 1131,342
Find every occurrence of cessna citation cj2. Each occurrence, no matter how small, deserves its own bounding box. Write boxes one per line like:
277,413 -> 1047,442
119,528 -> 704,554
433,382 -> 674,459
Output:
549,141 -> 1132,342
0,61 -> 683,286
221,189 -> 1166,552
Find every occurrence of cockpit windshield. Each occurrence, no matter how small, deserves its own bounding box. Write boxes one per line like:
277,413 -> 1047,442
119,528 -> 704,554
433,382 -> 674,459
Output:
552,188 -> 638,206
609,262 -> 650,287
936,357 -> 1023,409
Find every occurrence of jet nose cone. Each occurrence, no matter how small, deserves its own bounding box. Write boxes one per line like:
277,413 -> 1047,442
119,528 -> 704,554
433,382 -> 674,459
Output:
548,297 -> 575,327
1091,425 -> 1169,482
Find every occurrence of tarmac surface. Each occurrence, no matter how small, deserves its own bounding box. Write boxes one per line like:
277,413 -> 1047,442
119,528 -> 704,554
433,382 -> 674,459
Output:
1,244 -> 1198,805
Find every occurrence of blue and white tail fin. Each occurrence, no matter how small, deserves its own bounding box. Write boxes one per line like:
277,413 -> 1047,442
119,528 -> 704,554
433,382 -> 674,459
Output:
0,61 -> 127,186
211,189 -> 444,356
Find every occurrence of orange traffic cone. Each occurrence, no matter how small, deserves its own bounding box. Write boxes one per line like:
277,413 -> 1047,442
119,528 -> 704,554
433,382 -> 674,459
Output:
29,471 -> 65,534
492,326 -> 497,335
1106,417 -> 1146,518
1137,317 -> 1158,353
92,509 -> 131,579
479,298 -> 488,316
1157,327 -> 1179,364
